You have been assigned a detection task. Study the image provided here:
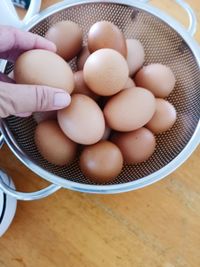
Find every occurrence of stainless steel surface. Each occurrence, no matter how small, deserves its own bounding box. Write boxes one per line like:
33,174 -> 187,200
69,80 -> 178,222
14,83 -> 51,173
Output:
0,170 -> 61,200
0,0 -> 200,197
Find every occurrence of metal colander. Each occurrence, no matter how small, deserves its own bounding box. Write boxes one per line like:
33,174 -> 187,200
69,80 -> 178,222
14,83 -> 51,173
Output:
0,0 -> 200,200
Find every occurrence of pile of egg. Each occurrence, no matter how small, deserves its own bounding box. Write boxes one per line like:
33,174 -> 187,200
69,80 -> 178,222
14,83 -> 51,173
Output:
14,20 -> 177,184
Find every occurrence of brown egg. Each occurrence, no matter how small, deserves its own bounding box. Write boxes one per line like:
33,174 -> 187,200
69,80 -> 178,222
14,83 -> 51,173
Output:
14,49 -> 74,94
45,21 -> 83,60
35,120 -> 77,166
123,77 -> 136,89
88,21 -> 127,57
135,64 -> 176,98
57,94 -> 105,145
146,99 -> 177,133
112,128 -> 156,164
73,71 -> 98,100
80,141 -> 123,183
104,87 -> 156,132
83,48 -> 129,96
33,111 -> 57,124
77,46 -> 90,70
126,39 -> 145,76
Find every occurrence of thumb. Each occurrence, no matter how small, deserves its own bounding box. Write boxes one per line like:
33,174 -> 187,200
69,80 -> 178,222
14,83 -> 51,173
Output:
0,82 -> 71,118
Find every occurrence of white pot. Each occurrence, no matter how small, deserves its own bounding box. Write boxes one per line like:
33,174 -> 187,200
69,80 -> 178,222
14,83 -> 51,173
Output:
0,173 -> 17,237
0,0 -> 41,237
0,0 -> 41,27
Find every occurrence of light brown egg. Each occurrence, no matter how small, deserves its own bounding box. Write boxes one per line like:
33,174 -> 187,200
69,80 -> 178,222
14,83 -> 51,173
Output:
123,77 -> 136,89
14,49 -> 74,94
45,21 -> 83,60
33,111 -> 57,124
146,99 -> 177,133
112,128 -> 156,164
83,48 -> 129,96
135,64 -> 176,98
77,46 -> 90,70
73,71 -> 98,100
80,141 -> 123,183
104,87 -> 156,132
126,39 -> 145,76
35,120 -> 77,166
57,94 -> 105,145
88,21 -> 127,57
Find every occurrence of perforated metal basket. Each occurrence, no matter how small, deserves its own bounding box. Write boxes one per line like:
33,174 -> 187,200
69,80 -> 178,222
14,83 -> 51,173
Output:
0,0 -> 200,200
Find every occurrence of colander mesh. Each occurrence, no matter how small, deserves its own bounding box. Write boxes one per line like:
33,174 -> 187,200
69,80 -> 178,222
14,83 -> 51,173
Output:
4,3 -> 200,185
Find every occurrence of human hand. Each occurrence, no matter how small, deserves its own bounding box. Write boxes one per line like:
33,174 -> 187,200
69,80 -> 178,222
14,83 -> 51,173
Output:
0,26 -> 71,118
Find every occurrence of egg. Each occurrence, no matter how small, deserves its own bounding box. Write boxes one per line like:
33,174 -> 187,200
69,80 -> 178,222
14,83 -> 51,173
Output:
80,141 -> 123,183
83,48 -> 129,96
45,21 -> 83,60
33,111 -> 57,124
35,120 -> 77,166
77,46 -> 90,70
88,21 -> 127,57
104,87 -> 156,132
135,64 -> 176,98
146,99 -> 177,133
73,71 -> 98,100
57,94 -> 105,145
126,39 -> 145,76
123,77 -> 136,89
14,49 -> 74,94
112,128 -> 156,164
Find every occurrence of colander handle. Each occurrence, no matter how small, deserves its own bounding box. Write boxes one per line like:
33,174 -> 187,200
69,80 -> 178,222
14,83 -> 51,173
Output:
141,0 -> 197,36
175,0 -> 197,36
0,170 -> 61,201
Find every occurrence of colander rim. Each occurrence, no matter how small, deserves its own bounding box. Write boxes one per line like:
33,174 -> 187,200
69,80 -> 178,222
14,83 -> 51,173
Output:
1,0 -> 200,193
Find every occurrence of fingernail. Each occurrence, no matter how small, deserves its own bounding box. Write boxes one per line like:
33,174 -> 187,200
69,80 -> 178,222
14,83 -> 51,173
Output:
54,92 -> 71,108
15,112 -> 32,117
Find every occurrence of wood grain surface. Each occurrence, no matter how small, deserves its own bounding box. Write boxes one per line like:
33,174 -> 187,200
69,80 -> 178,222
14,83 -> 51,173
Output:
0,1 -> 200,266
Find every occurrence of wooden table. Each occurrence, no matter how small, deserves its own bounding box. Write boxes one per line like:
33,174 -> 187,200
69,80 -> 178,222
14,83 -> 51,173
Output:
0,1 -> 200,266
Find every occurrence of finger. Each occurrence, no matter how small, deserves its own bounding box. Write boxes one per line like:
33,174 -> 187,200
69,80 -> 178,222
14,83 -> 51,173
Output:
15,112 -> 32,117
0,26 -> 56,61
0,82 -> 71,118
